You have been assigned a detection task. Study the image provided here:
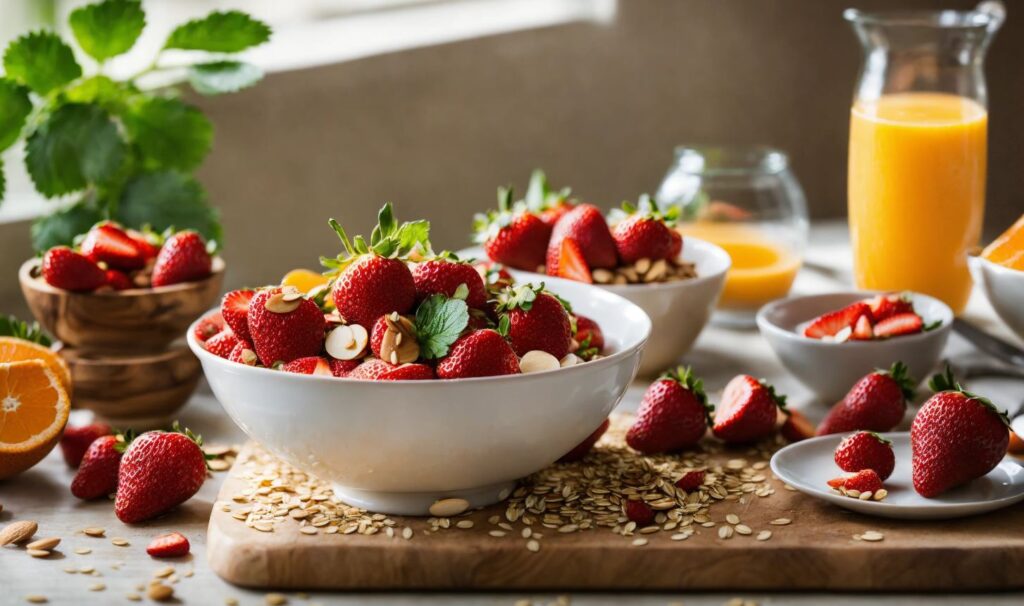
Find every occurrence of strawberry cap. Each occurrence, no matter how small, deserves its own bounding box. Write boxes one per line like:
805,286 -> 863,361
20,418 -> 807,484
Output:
323,203 -> 432,274
609,194 -> 680,227
473,186 -> 527,244
927,364 -> 1010,427
661,366 -> 714,423
876,361 -> 916,400
523,169 -> 574,214
758,377 -> 788,412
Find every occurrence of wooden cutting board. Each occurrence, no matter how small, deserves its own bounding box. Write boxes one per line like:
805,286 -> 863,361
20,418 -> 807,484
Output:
208,419 -> 1024,591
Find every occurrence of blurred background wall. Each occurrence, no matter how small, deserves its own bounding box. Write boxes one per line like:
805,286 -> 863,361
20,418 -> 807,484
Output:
2,0 -> 1021,310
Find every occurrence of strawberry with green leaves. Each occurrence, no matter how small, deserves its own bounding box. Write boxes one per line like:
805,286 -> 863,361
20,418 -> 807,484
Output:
473,186 -> 552,271
221,289 -> 255,342
627,366 -> 712,454
115,423 -> 209,523
412,253 -> 487,310
71,433 -> 126,500
834,431 -> 895,480
151,231 -> 213,287
80,222 -> 146,271
247,288 -> 325,365
817,362 -> 913,435
436,329 -> 521,379
611,195 -> 680,263
546,203 -> 618,274
495,283 -> 573,359
712,375 -> 786,444
42,247 -> 107,291
523,169 -> 576,227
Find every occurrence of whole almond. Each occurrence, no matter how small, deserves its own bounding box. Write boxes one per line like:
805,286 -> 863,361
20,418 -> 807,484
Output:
147,583 -> 174,602
0,520 -> 37,545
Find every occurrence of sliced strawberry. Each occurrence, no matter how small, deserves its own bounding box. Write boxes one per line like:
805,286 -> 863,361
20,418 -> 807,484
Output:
221,289 -> 255,342
81,223 -> 146,271
851,314 -> 874,341
779,409 -> 816,443
675,470 -> 705,492
826,476 -> 847,489
803,302 -> 871,339
127,229 -> 161,260
104,269 -> 133,291
204,330 -> 240,359
625,500 -> 655,526
866,293 -> 913,323
329,358 -> 360,378
193,313 -> 224,343
556,238 -> 592,283
146,532 -> 190,558
874,313 -> 923,338
282,356 -> 333,376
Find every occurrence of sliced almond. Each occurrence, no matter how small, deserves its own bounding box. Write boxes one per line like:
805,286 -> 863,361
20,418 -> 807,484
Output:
306,283 -> 329,301
559,353 -> 581,368
0,520 -> 37,545
519,350 -> 560,374
323,311 -> 344,324
27,537 -> 60,551
264,292 -> 301,314
239,349 -> 259,366
592,269 -> 614,284
380,315 -> 419,365
280,286 -> 303,302
325,324 -> 368,360
635,258 -> 652,275
428,498 -> 469,518
644,259 -> 668,282
27,548 -> 51,558
619,266 -> 639,283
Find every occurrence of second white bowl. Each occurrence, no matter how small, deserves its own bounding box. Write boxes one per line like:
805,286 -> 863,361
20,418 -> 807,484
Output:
972,256 -> 1024,343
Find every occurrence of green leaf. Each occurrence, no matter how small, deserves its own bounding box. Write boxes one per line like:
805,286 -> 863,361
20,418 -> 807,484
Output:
116,171 -> 221,244
0,157 -> 5,201
415,294 -> 470,360
164,11 -> 271,53
30,199 -> 104,252
0,79 -> 31,152
65,75 -> 132,114
0,314 -> 52,346
69,0 -> 146,62
122,97 -> 212,171
25,103 -> 126,197
2,31 -> 82,94
187,61 -> 263,96
396,220 -> 431,256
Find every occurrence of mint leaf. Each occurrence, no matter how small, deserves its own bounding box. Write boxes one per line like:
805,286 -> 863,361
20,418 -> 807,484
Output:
116,171 -> 221,244
397,220 -> 431,256
188,61 -> 263,96
30,198 -> 104,251
415,294 -> 469,359
69,0 -> 146,62
25,103 -> 126,197
0,79 -> 31,151
65,75 -> 132,114
165,11 -> 271,53
123,97 -> 212,171
2,31 -> 82,94
0,314 -> 52,346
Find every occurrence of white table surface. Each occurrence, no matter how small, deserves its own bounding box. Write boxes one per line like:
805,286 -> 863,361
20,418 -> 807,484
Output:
3,223 -> 1023,606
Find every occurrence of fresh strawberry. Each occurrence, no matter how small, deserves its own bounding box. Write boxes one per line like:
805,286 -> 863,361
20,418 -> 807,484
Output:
204,329 -> 241,359
523,169 -> 576,227
865,293 -> 913,323
101,269 -> 131,291
369,315 -> 388,358
668,229 -> 683,259
473,261 -> 514,294
626,367 -> 712,454
625,499 -> 655,526
612,213 -> 676,263
412,258 -> 487,310
282,356 -> 333,376
115,424 -> 208,523
834,431 -> 895,480
80,223 -> 145,271
193,313 -> 224,343
574,315 -> 604,352
147,532 -> 190,558
555,238 -> 592,283
546,204 -> 618,273
41,247 -> 107,292
221,289 -> 255,342
329,358 -> 360,377
328,240 -> 417,328
436,329 -> 521,379
380,362 -> 435,380
228,340 -> 258,366
911,367 -> 1009,498
675,470 -> 705,492
851,314 -> 873,340
803,301 -> 872,339
779,409 -> 816,443
71,435 -> 123,500
873,313 -> 924,338
247,288 -> 326,365
348,358 -> 393,380
60,423 -> 113,468
557,418 -> 609,463
495,284 -> 572,359
817,362 -> 913,435
474,187 -> 552,271
712,375 -> 786,444
828,469 -> 884,493
1010,429 -> 1024,456
540,201 -> 574,227
127,229 -> 161,259
151,231 -> 212,287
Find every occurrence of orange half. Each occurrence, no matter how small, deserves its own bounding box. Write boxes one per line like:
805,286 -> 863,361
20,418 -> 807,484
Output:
0,337 -> 72,396
983,213 -> 1024,270
0,360 -> 71,480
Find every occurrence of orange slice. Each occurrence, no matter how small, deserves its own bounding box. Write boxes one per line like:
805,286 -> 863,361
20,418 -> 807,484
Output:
281,269 -> 329,294
0,336 -> 72,395
982,213 -> 1024,270
0,360 -> 71,479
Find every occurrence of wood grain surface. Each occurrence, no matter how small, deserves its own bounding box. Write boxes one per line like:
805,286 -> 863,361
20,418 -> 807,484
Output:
208,438 -> 1024,592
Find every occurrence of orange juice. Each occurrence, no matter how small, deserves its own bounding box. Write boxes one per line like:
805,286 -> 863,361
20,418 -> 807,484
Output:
680,223 -> 801,311
848,92 -> 987,314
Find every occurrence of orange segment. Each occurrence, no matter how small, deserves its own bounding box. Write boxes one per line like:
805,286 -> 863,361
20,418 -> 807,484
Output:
0,360 -> 70,480
281,269 -> 329,293
983,214 -> 1024,270
0,336 -> 71,395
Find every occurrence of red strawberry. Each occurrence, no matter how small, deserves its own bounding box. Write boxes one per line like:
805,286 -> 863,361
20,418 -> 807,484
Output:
557,418 -> 609,463
147,532 -> 190,558
625,499 -> 655,526
803,301 -> 871,339
151,231 -> 212,287
546,204 -> 618,272
1010,429 -> 1024,456
247,288 -> 326,365
626,367 -> 712,454
524,169 -> 575,227
71,435 -> 123,500
60,423 -> 113,468
555,238 -> 592,283
817,362 -> 913,435
828,469 -> 884,493
850,314 -> 874,340
204,330 -> 241,359
193,313 -> 224,343
282,356 -> 333,376
115,424 -> 208,523
228,340 -> 258,366
712,375 -> 785,444
874,313 -> 924,338
127,229 -> 160,259
540,201 -> 574,227
41,247 -> 106,292
574,315 -> 604,352
331,255 -> 415,328
496,284 -> 572,359
380,362 -> 435,381
675,470 -> 705,492
668,229 -> 683,259
81,223 -> 145,270
101,269 -> 131,291
221,289 -> 255,342
412,258 -> 487,309
779,409 -> 816,443
612,215 -> 676,263
865,292 -> 913,323
436,329 -> 521,379
911,367 -> 1010,498
369,315 -> 388,358
329,358 -> 360,377
834,431 -> 895,480
348,358 -> 393,380
475,187 -> 552,271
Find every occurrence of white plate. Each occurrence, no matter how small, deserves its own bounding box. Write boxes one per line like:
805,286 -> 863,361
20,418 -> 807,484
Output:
770,432 -> 1024,520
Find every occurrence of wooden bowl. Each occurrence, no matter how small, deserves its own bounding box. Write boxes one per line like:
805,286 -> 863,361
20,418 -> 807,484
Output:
19,257 -> 224,354
60,344 -> 202,430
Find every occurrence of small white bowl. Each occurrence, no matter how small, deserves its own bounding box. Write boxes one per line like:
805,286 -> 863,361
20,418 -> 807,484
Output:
757,291 -> 952,403
188,276 -> 650,515
972,256 -> 1024,342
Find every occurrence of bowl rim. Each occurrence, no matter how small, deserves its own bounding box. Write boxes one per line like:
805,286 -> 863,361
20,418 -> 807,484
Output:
19,256 -> 225,297
187,274 -> 652,385
972,254 -> 1024,279
756,290 -> 953,347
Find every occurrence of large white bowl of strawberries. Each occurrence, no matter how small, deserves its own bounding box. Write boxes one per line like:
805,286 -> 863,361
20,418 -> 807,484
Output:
188,204 -> 651,515
470,174 -> 729,377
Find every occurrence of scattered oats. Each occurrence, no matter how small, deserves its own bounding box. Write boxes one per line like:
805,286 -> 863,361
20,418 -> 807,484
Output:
154,566 -> 175,579
859,491 -> 873,501
632,538 -> 648,546
756,530 -> 772,541
88,583 -> 105,591
111,538 -> 129,546
25,597 -> 47,604
126,594 -> 141,602
63,567 -> 77,574
521,528 -> 532,538
299,526 -> 318,535
225,599 -> 239,606
670,533 -> 689,541
725,514 -> 740,525
783,484 -> 796,491
734,524 -> 752,536
26,549 -> 50,558
79,566 -> 95,574
874,489 -> 888,501
526,539 -> 540,552
253,522 -> 274,532
861,530 -> 884,542
456,520 -> 474,529
428,498 -> 469,518
718,526 -> 734,539
489,530 -> 507,538
81,527 -> 105,537
402,527 -> 413,540
769,518 -> 791,526
265,592 -> 288,605
74,547 -> 91,555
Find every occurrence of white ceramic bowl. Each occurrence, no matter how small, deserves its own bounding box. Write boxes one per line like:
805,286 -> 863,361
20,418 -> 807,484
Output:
467,236 -> 730,377
757,291 -> 953,403
972,256 -> 1024,342
188,276 -> 650,515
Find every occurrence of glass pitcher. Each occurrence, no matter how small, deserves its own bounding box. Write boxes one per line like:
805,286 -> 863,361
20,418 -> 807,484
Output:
845,1 -> 1005,314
